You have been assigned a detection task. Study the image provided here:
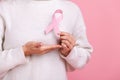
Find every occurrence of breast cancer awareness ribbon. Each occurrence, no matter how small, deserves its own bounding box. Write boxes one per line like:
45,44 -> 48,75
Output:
44,9 -> 63,37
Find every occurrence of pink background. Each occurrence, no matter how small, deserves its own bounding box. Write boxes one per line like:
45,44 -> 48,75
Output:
68,0 -> 120,80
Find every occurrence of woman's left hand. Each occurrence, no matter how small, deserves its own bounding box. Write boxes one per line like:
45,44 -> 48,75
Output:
59,32 -> 76,57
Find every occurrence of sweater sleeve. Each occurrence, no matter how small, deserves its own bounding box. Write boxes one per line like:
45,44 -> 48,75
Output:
60,6 -> 93,72
0,7 -> 27,78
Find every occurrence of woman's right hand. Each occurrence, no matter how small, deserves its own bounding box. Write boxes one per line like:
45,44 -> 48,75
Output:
22,41 -> 62,56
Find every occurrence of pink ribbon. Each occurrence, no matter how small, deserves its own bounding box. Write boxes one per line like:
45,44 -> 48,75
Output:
44,9 -> 63,37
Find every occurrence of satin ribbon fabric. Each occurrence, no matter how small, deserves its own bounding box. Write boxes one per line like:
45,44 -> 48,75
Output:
44,9 -> 63,38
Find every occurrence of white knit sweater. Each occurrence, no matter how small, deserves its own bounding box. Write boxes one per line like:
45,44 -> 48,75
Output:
0,0 -> 93,80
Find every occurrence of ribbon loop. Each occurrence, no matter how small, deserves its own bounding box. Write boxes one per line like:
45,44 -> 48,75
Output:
44,9 -> 63,37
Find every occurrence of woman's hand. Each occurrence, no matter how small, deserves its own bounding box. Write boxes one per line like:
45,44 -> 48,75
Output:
22,41 -> 62,56
59,32 -> 76,57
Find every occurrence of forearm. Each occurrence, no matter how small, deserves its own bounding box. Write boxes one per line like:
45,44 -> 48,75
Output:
0,47 -> 27,74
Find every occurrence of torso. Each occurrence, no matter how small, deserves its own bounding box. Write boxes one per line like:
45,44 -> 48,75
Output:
1,1 -> 78,80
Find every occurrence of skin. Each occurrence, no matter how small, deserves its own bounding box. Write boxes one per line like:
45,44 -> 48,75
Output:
59,32 -> 76,56
22,31 -> 75,57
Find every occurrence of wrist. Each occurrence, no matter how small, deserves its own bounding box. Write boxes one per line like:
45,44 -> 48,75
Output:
22,45 -> 30,56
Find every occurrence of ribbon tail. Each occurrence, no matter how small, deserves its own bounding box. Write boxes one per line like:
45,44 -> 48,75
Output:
54,25 -> 60,37
44,19 -> 56,34
44,25 -> 53,34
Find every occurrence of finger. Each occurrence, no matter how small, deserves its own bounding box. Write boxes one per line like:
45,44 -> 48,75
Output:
41,49 -> 52,54
61,43 -> 70,52
61,40 -> 73,49
61,42 -> 67,48
60,32 -> 74,39
60,33 -> 76,46
60,32 -> 70,36
60,43 -> 70,55
60,36 -> 73,44
60,35 -> 68,40
44,44 -> 62,50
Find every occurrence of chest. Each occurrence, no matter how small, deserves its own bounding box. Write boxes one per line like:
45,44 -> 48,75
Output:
4,4 -> 76,48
